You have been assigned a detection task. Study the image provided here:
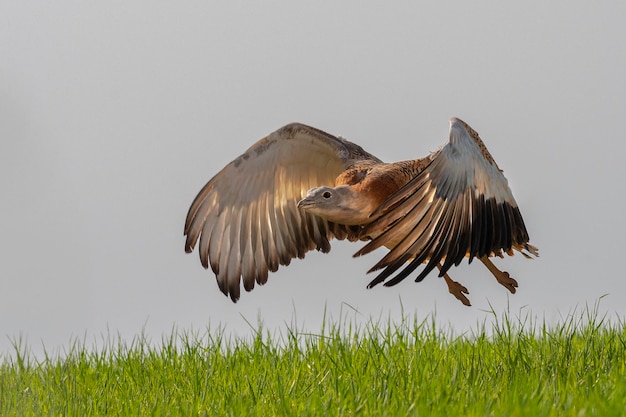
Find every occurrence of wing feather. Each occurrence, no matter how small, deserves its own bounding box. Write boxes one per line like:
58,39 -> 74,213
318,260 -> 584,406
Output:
185,123 -> 380,301
358,118 -> 537,287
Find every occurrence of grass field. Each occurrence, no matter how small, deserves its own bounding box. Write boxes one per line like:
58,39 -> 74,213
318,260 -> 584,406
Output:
2,307 -> 625,416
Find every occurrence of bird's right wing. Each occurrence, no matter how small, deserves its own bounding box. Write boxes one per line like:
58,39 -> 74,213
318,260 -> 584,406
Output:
355,118 -> 537,288
184,123 -> 380,301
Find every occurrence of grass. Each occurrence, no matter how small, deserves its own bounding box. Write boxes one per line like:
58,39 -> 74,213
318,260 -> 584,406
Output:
2,306 -> 626,416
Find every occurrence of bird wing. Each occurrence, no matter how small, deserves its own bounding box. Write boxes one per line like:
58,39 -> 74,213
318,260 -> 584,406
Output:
184,123 -> 380,301
355,117 -> 537,288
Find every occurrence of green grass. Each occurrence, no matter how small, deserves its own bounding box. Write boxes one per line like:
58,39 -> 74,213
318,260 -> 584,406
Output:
2,307 -> 626,416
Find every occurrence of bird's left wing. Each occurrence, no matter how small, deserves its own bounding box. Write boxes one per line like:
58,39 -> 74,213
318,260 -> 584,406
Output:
355,118 -> 537,288
184,123 -> 380,301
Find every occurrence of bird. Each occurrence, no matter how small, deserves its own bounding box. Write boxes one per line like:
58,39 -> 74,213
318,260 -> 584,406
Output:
184,118 -> 538,306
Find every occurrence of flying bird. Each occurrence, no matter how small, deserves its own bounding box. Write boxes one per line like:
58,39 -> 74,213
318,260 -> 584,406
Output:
184,118 -> 538,306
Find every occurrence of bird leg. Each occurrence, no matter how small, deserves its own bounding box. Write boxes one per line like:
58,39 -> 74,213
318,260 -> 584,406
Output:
437,264 -> 471,306
479,256 -> 518,293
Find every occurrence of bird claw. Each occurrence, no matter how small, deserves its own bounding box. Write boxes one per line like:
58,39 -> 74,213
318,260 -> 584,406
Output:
447,280 -> 471,306
496,271 -> 518,294
439,269 -> 471,306
480,257 -> 519,295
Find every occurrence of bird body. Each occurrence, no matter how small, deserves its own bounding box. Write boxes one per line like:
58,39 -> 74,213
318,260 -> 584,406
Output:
184,119 -> 538,305
300,159 -> 428,226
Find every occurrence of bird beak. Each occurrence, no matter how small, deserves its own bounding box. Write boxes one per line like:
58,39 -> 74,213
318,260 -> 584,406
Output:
296,197 -> 313,209
297,188 -> 319,209
296,198 -> 307,209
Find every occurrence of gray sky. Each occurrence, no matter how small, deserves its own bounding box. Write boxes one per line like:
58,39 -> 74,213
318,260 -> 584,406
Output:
2,2 -> 625,357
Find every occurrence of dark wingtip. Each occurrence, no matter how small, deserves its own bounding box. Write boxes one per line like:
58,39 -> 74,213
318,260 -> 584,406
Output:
366,277 -> 383,289
200,256 -> 209,269
184,235 -> 197,254
227,285 -> 240,303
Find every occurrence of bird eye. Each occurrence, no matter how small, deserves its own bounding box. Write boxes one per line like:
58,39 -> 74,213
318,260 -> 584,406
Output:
322,191 -> 332,199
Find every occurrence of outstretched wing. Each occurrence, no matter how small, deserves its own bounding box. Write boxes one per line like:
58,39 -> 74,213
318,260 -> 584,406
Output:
185,123 -> 380,301
355,117 -> 537,288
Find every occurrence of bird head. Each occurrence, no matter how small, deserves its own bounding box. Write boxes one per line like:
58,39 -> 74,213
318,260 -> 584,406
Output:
297,185 -> 370,225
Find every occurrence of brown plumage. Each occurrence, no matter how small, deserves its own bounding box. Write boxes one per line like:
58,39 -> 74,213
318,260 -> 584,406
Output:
184,118 -> 538,305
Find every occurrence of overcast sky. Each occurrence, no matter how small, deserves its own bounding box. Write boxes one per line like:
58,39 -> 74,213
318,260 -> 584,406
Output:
2,2 -> 625,358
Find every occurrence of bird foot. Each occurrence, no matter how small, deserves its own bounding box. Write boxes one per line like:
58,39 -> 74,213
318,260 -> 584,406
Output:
480,256 -> 519,294
495,271 -> 518,294
442,273 -> 471,306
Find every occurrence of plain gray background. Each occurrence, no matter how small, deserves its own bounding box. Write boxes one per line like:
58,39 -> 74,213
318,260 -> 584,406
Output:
2,2 -> 625,357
